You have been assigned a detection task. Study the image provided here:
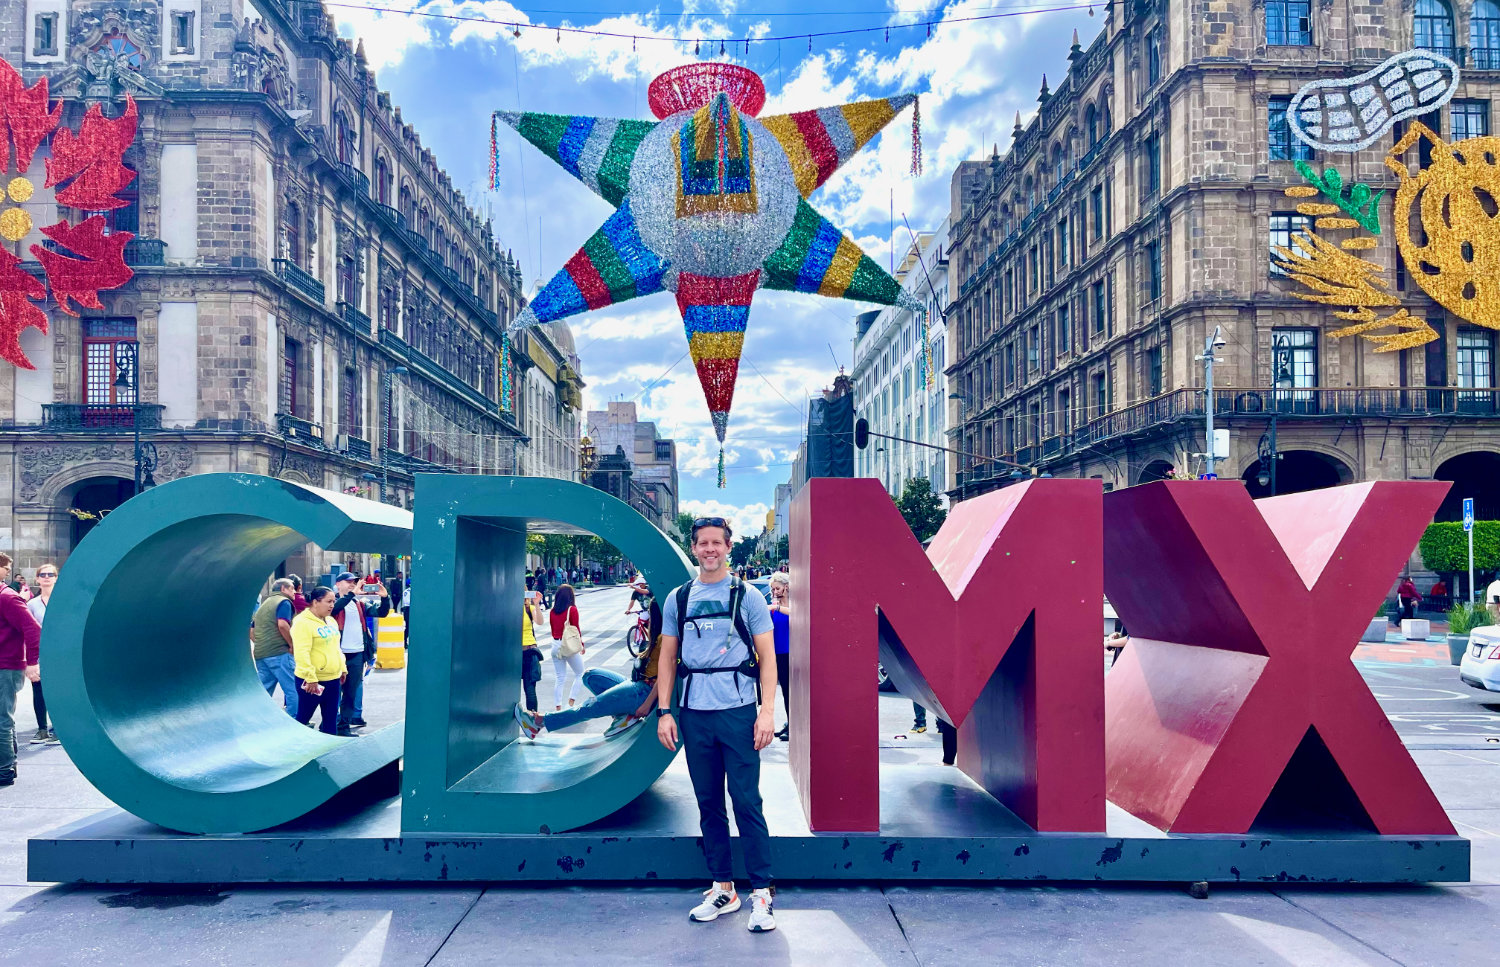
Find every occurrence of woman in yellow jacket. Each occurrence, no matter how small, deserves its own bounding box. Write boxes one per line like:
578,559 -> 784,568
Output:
292,586 -> 347,734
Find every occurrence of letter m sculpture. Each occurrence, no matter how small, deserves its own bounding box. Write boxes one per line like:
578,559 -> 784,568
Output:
790,478 -> 1104,833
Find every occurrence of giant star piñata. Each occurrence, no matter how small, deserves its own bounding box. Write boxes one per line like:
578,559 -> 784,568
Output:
494,62 -> 922,484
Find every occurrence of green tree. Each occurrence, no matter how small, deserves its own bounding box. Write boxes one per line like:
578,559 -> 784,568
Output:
896,476 -> 947,543
674,512 -> 696,554
776,534 -> 789,563
731,535 -> 758,567
1420,521 -> 1500,587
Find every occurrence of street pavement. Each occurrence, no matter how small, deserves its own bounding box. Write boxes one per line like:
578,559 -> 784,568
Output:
2,589 -> 1500,965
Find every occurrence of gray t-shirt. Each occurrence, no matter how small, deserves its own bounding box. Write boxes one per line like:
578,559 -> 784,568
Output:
662,575 -> 774,711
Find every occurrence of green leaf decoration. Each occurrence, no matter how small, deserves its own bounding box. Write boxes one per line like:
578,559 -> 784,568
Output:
1295,160 -> 1382,235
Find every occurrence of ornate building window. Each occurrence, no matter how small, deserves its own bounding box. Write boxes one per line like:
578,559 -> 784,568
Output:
1265,0 -> 1312,46
281,337 -> 301,417
1269,97 -> 1315,161
1474,0 -> 1500,70
1269,212 -> 1313,274
399,183 -> 415,224
373,154 -> 392,205
285,202 -> 302,265
1414,0 -> 1456,57
334,111 -> 356,165
84,318 -> 138,407
1086,103 -> 1098,148
1451,99 -> 1490,140
1145,26 -> 1162,86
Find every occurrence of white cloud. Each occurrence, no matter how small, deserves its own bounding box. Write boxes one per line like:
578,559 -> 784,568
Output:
680,499 -> 772,540
345,0 -> 1098,514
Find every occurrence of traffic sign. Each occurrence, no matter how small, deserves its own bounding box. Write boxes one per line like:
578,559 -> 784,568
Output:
1464,497 -> 1474,531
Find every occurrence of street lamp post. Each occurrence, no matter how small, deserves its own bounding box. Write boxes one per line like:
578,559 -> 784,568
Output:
1256,416 -> 1279,496
379,364 -> 409,505
378,365 -> 408,581
1195,326 -> 1226,478
113,341 -> 157,496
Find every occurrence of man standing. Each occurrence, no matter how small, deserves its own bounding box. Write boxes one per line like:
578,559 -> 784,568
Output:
251,578 -> 299,717
287,574 -> 309,615
0,553 -> 41,786
657,517 -> 778,932
332,571 -> 389,735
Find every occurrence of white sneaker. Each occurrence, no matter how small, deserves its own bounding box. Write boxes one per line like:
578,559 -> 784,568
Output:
689,885 -> 740,922
603,714 -> 640,738
747,888 -> 776,932
513,703 -> 541,740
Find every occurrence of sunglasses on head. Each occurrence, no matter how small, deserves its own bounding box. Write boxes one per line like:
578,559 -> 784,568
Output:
693,517 -> 727,528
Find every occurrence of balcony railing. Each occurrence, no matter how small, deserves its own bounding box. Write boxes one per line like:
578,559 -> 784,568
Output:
338,434 -> 373,461
123,238 -> 166,266
273,258 -> 325,304
337,300 -> 372,334
276,412 -> 324,446
43,403 -> 164,431
339,162 -> 371,197
953,387 -> 1500,488
378,205 -> 406,231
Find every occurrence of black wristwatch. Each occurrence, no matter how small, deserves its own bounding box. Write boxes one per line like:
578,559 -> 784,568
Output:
656,708 -> 673,718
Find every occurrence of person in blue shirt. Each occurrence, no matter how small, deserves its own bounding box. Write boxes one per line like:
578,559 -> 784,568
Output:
768,572 -> 790,742
657,517 -> 778,933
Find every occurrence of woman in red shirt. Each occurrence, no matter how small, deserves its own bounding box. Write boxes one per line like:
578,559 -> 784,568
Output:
549,584 -> 586,710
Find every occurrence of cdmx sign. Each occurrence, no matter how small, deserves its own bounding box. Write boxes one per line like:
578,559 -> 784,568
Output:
45,472 -> 1456,842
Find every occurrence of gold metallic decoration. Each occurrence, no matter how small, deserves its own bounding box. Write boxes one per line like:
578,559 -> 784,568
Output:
1329,308 -> 1437,352
1341,237 -> 1378,250
0,207 -> 31,241
1386,122 -> 1500,329
1271,229 -> 1400,311
1296,202 -> 1340,217
5,176 -> 33,202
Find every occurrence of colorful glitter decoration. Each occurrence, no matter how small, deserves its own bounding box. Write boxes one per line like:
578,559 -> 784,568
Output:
500,335 -> 513,411
911,94 -> 922,176
494,63 -> 921,484
0,58 -> 136,370
919,308 -> 934,388
1387,122 -> 1500,328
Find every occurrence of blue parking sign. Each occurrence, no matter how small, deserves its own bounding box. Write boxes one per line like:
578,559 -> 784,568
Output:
1464,497 -> 1474,531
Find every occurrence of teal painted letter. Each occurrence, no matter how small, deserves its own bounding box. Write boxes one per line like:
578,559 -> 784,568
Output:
46,474 -> 411,834
402,474 -> 693,834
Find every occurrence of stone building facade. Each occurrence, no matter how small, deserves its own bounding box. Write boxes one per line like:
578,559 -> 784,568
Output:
946,0 -> 1500,527
584,401 -> 679,533
851,219 -> 950,499
0,0 -> 532,575
514,321 -> 584,483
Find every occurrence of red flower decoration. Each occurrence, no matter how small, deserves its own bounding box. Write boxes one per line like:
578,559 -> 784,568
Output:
0,58 -> 136,370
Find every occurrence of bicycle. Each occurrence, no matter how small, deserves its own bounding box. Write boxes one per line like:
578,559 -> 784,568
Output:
626,609 -> 651,658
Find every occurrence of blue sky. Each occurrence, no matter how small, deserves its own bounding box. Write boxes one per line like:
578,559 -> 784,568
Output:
332,0 -> 1099,535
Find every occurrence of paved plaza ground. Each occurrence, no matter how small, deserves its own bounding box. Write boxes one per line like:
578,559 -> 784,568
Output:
2,586 -> 1499,965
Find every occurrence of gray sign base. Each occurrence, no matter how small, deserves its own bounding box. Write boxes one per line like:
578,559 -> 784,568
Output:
28,760 -> 1467,885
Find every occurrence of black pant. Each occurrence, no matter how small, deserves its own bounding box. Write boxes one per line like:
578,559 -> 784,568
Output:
680,703 -> 773,889
295,677 -> 342,734
1401,599 -> 1417,620
774,652 -> 790,723
937,718 -> 958,765
401,607 -> 410,646
338,653 -> 365,728
32,679 -> 46,731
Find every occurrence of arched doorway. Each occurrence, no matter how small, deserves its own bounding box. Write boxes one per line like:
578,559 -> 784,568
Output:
1434,451 -> 1500,522
67,477 -> 134,549
1242,450 -> 1352,498
1136,459 -> 1176,485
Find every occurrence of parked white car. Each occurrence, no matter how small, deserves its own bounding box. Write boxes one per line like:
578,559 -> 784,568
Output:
1459,624 -> 1500,692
